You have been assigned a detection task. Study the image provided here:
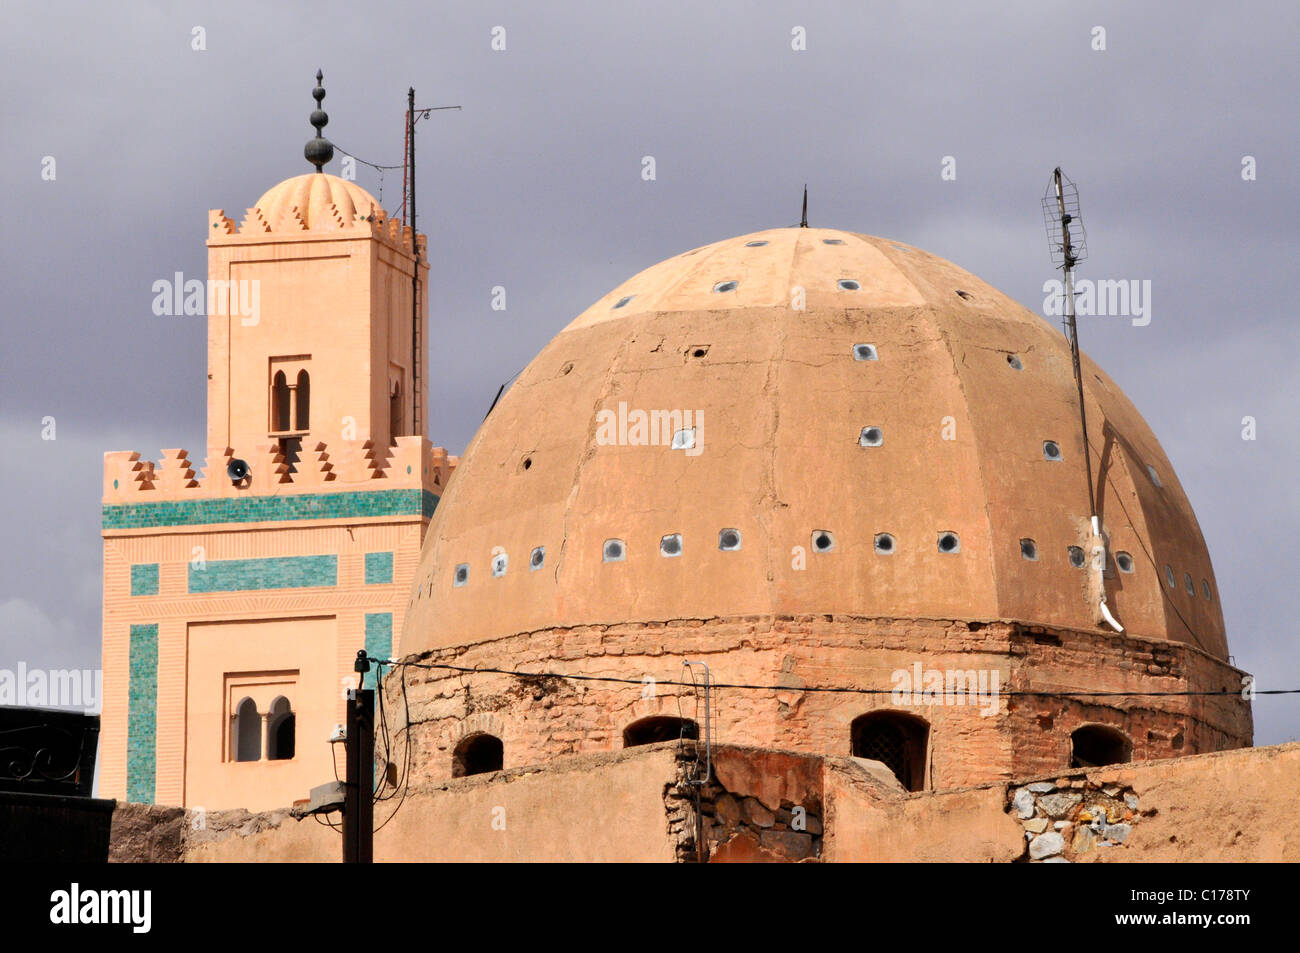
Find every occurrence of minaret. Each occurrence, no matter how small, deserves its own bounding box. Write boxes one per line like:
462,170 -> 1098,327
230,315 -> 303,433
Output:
99,74 -> 454,812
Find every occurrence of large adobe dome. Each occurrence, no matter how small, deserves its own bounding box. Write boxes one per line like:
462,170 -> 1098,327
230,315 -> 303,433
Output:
405,226 -> 1227,660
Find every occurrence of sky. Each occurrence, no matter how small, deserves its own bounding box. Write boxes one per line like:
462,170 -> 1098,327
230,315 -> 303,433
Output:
0,1 -> 1295,745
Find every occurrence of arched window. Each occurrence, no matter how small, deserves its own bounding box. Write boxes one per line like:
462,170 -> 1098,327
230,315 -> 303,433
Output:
233,697 -> 261,762
622,716 -> 699,748
389,376 -> 403,439
850,711 -> 929,792
1070,725 -> 1132,768
271,371 -> 291,433
295,369 -> 310,431
267,695 -> 295,761
452,733 -> 503,777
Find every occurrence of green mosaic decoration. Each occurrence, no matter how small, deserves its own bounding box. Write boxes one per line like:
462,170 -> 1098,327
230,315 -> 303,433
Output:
103,488 -> 439,530
188,555 -> 338,593
364,551 -> 394,585
363,613 -> 393,690
130,563 -> 159,596
127,623 -> 158,804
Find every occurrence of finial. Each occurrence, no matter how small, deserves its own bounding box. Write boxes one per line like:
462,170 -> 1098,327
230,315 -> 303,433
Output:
800,185 -> 808,228
304,68 -> 334,172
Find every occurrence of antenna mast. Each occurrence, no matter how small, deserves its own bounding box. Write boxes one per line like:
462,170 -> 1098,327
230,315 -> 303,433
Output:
1042,167 -> 1121,632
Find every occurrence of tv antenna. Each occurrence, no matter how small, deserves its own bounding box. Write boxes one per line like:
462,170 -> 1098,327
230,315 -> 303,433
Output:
1042,167 -> 1122,632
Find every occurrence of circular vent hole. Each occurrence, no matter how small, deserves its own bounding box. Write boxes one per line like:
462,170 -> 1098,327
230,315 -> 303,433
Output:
853,343 -> 878,362
660,534 -> 683,557
859,426 -> 884,447
530,547 -> 545,571
1068,546 -> 1086,568
718,529 -> 741,551
612,295 -> 634,310
1006,353 -> 1023,370
491,553 -> 508,577
745,240 -> 768,247
690,346 -> 709,359
812,531 -> 835,553
713,280 -> 739,293
1115,551 -> 1135,573
453,564 -> 469,587
1201,579 -> 1211,600
1020,538 -> 1038,561
955,290 -> 973,300
874,533 -> 895,555
938,532 -> 961,554
838,278 -> 861,291
1184,572 -> 1195,595
822,238 -> 845,245
603,539 -> 626,562
559,362 -> 574,376
520,456 -> 533,472
1165,565 -> 1176,588
1043,441 -> 1062,461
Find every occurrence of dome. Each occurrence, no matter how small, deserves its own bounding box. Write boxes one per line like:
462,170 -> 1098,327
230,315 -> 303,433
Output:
252,172 -> 381,230
406,226 -> 1227,660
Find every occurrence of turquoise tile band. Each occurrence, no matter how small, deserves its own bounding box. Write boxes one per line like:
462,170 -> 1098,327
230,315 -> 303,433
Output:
127,623 -> 158,804
103,488 -> 439,530
188,555 -> 338,593
130,563 -> 159,596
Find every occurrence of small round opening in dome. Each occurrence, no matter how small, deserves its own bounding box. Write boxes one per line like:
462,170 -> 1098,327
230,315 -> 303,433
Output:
660,534 -> 683,557
1116,551 -> 1135,573
813,531 -> 834,553
1020,538 -> 1038,561
1165,565 -> 1176,587
838,279 -> 861,291
530,547 -> 545,571
745,240 -> 768,247
718,529 -> 741,551
874,533 -> 895,555
1068,546 -> 1086,568
713,280 -> 739,293
853,344 -> 878,362
859,427 -> 883,447
612,295 -> 635,310
491,553 -> 508,578
822,238 -> 845,245
603,539 -> 626,562
1007,353 -> 1023,370
938,532 -> 960,554
453,564 -> 469,587
1043,441 -> 1062,461
1202,579 -> 1211,600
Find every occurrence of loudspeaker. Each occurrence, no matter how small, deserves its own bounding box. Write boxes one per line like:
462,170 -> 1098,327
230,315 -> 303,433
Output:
226,458 -> 250,484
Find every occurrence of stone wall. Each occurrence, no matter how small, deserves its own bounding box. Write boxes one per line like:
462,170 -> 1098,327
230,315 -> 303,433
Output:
381,616 -> 1251,793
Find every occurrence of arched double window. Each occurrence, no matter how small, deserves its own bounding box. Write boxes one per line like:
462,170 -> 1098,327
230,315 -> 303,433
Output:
850,711 -> 929,792
269,358 -> 311,434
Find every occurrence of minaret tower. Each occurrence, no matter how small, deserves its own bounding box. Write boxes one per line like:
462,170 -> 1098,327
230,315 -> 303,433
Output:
100,73 -> 455,811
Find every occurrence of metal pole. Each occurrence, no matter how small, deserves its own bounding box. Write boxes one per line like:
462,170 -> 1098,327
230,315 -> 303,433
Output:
408,86 -> 421,439
343,686 -> 374,863
1055,169 -> 1097,522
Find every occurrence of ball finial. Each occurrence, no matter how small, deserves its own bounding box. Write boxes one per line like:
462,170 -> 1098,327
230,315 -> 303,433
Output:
305,68 -> 334,172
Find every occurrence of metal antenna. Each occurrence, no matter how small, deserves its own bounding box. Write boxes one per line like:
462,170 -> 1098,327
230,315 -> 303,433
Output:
1042,167 -> 1121,632
403,92 -> 461,439
800,185 -> 808,227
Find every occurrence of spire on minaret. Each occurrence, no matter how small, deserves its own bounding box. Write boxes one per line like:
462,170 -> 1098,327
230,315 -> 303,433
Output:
800,184 -> 808,227
304,69 -> 334,172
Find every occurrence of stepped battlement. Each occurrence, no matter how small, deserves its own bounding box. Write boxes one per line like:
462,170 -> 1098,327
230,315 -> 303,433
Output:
103,435 -> 456,506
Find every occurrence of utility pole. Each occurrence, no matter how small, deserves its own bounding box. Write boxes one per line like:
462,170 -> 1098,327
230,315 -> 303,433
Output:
343,651 -> 374,863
